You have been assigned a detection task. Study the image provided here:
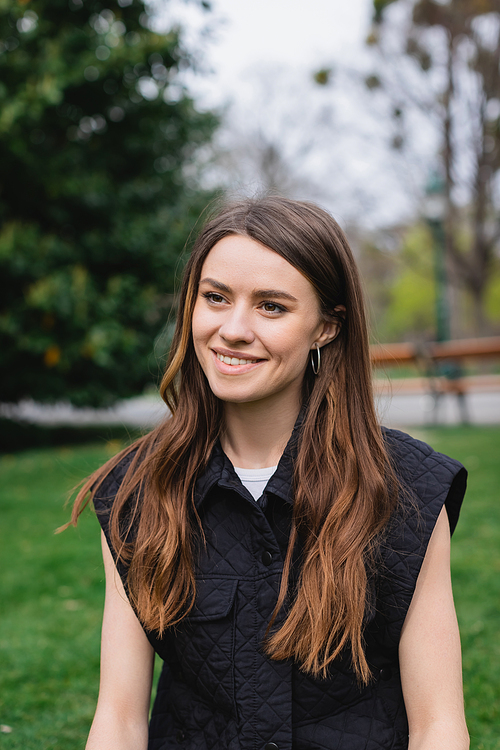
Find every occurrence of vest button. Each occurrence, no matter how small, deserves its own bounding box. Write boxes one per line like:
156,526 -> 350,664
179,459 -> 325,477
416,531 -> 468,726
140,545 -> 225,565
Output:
379,667 -> 392,681
265,744 -> 279,750
261,550 -> 273,566
176,730 -> 186,742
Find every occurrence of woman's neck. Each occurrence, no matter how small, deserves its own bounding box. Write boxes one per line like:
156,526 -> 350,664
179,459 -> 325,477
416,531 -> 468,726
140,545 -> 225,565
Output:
220,397 -> 301,470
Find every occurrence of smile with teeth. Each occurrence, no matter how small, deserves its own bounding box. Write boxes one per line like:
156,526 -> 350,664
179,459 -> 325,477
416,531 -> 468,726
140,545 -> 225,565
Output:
216,353 -> 260,366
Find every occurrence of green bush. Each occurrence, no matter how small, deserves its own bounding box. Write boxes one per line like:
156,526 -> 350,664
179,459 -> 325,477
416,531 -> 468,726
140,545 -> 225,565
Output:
0,0 -> 218,407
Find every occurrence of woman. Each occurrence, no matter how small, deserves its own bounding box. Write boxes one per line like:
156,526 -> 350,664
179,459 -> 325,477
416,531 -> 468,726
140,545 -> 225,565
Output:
71,196 -> 469,750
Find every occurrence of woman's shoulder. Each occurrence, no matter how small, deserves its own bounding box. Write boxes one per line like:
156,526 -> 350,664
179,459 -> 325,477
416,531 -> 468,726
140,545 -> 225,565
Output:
91,445 -> 145,578
92,446 -> 140,516
381,425 -> 463,479
381,426 -> 467,536
365,429 -> 467,652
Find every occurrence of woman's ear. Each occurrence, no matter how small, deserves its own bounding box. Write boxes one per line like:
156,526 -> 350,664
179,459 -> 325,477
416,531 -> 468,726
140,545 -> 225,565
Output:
317,305 -> 345,347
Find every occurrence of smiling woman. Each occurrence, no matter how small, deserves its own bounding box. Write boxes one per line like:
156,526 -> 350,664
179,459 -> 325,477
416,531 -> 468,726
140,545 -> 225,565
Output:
192,235 -> 340,424
67,196 -> 469,750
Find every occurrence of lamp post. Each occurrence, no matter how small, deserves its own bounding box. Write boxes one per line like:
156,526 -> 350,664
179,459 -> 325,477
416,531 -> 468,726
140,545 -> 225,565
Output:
422,172 -> 468,423
423,172 -> 450,343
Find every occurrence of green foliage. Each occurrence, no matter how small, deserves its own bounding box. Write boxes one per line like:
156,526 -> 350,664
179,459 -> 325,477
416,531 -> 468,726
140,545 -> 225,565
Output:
382,224 -> 435,341
363,220 -> 500,342
313,67 -> 333,86
362,223 -> 437,342
0,0 -> 219,406
485,265 -> 500,324
1,429 -> 500,747
368,0 -> 500,334
372,0 -> 398,24
383,266 -> 435,340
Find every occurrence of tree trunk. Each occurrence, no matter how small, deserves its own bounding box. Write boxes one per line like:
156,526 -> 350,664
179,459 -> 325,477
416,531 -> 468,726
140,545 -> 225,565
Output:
470,281 -> 489,337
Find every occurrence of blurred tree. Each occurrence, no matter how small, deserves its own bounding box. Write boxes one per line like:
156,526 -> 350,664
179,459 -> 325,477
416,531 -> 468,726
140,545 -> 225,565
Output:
367,0 -> 500,335
0,0 -> 218,407
210,65 -> 336,203
380,224 -> 436,341
485,262 -> 500,321
357,224 -> 437,342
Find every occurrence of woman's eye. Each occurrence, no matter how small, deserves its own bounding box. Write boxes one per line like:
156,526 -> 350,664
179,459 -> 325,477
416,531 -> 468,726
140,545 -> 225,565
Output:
261,302 -> 285,314
204,292 -> 225,304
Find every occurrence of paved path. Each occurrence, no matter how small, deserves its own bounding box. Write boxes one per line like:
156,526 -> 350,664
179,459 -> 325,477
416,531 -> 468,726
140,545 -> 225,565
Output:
0,396 -> 169,430
2,389 -> 500,430
376,391 -> 500,427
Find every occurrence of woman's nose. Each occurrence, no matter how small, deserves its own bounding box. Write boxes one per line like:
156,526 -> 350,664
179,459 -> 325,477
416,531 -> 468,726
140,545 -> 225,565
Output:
218,305 -> 255,344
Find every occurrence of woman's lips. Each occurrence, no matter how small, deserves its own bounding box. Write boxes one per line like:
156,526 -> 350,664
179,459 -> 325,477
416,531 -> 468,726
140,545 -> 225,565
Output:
211,350 -> 265,373
216,352 -> 259,365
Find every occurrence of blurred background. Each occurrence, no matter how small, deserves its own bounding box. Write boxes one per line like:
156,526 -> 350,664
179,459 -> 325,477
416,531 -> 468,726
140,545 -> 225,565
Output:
0,0 -> 499,748
1,0 -> 500,437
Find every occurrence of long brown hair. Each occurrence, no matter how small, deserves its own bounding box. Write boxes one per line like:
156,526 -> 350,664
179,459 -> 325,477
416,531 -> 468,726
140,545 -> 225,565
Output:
69,196 -> 398,684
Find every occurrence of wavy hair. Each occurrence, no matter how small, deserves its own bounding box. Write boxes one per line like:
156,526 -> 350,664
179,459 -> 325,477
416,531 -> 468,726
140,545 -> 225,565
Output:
69,196 -> 398,684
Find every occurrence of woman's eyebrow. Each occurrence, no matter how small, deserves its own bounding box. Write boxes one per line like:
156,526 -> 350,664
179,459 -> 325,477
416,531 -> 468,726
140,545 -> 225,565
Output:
254,289 -> 298,302
199,278 -> 231,293
199,278 -> 298,302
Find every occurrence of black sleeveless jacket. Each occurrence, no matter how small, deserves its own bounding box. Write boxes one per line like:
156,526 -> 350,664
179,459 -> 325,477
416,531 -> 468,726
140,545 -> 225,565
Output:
94,426 -> 466,750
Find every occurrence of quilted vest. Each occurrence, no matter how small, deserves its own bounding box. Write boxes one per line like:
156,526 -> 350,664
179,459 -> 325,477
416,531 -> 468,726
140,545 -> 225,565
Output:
94,426 -> 466,750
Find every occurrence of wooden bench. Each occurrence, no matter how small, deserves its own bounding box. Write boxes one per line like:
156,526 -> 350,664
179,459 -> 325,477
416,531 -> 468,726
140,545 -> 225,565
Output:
370,337 -> 500,424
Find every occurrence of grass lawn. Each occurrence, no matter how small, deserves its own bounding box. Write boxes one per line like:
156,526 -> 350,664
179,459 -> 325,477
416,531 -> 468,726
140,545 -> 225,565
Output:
417,426 -> 500,750
0,427 -> 499,749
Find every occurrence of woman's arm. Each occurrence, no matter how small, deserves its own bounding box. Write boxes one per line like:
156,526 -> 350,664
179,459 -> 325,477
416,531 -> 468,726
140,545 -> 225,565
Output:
86,531 -> 155,750
399,506 -> 469,750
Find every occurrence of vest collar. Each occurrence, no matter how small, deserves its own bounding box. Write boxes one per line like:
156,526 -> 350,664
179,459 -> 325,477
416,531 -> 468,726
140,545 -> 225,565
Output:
193,407 -> 305,510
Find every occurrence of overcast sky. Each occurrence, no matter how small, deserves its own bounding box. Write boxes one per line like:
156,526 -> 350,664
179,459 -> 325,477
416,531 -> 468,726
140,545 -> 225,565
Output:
203,0 -> 372,101
161,0 -> 433,228
166,0 -> 373,105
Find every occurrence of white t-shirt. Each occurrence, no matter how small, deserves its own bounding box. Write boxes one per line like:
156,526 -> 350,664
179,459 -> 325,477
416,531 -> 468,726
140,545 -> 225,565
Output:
233,465 -> 278,502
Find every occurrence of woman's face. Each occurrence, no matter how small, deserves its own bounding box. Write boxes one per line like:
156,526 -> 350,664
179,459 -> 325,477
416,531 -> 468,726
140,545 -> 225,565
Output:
191,235 -> 338,411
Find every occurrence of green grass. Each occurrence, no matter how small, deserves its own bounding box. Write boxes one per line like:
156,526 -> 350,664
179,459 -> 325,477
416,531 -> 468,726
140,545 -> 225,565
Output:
416,426 -> 500,750
0,428 -> 499,748
0,444 -> 112,749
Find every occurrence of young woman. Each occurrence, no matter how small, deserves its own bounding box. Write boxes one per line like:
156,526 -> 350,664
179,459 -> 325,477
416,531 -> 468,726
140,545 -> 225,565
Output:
71,196 -> 469,750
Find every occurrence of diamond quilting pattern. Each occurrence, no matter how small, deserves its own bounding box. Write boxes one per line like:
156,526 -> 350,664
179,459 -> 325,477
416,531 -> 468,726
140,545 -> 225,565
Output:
92,428 -> 466,750
173,578 -> 238,716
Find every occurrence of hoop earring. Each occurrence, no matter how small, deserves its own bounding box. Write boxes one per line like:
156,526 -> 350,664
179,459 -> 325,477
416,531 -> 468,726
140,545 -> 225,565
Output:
310,342 -> 321,375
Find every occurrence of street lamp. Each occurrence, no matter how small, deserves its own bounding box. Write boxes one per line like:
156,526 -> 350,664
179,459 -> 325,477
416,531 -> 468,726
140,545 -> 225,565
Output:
421,172 -> 468,424
422,172 -> 450,343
